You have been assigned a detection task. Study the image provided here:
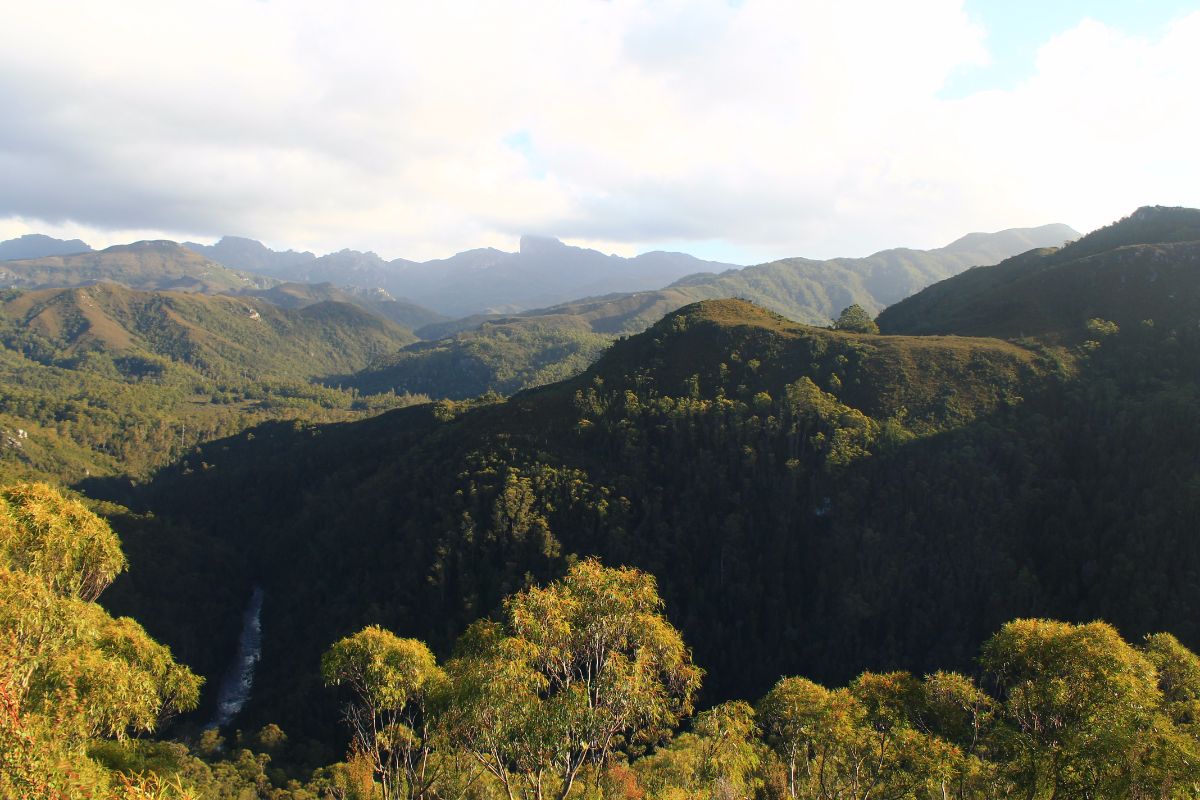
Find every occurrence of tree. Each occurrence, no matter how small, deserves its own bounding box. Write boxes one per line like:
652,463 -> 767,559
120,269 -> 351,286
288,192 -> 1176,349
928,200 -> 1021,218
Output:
691,702 -> 762,800
446,558 -> 702,800
0,482 -> 201,798
758,677 -> 831,800
633,701 -> 762,800
0,482 -> 126,602
322,626 -> 447,800
980,618 -> 1193,797
831,305 -> 879,334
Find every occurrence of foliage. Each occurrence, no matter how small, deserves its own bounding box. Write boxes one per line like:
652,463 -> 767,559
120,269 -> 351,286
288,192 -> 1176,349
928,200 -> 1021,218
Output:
0,481 -> 127,600
8,491 -> 1200,799
830,305 -> 878,334
444,559 -> 701,800
0,482 -> 201,798
0,283 -> 427,483
322,627 -> 445,800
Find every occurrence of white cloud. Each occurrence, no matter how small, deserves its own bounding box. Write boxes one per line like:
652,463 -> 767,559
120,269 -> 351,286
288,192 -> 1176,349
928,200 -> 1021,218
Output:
0,0 -> 1195,261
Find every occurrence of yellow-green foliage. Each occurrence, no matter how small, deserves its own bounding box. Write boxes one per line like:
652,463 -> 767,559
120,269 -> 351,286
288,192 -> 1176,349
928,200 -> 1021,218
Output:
0,482 -> 126,601
440,559 -> 702,800
0,482 -> 201,799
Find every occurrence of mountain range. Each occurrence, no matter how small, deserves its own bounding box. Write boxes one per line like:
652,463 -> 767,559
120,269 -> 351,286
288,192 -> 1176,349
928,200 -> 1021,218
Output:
0,282 -> 420,482
87,206 -> 1200,749
0,223 -> 1079,405
345,222 -> 1078,399
0,240 -> 277,294
184,234 -> 742,317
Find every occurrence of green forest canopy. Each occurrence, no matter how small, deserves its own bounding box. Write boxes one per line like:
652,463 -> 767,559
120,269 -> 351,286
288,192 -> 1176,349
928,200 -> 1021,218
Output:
6,501 -> 1200,799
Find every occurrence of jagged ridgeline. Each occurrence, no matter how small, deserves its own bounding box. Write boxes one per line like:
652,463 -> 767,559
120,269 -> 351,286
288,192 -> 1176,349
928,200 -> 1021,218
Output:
98,207 -> 1200,752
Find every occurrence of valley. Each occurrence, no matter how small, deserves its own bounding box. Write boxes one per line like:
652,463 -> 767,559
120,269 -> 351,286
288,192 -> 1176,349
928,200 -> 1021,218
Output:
6,206 -> 1200,798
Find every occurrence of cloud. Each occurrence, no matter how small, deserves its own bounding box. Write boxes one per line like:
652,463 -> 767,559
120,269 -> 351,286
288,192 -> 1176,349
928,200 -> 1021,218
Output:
0,1 -> 1196,261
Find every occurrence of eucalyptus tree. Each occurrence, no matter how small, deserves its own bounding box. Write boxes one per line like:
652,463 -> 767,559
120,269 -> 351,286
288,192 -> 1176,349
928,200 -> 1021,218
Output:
981,618 -> 1200,798
446,558 -> 702,800
322,626 -> 450,800
0,482 -> 200,798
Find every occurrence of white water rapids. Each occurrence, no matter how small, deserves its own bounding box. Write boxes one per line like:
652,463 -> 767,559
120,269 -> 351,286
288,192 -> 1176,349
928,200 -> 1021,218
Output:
208,586 -> 264,729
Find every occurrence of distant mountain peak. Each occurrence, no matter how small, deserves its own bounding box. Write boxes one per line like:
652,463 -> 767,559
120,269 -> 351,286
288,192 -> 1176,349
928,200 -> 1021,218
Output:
519,234 -> 566,254
107,240 -> 186,252
0,233 -> 94,261
943,223 -> 1080,254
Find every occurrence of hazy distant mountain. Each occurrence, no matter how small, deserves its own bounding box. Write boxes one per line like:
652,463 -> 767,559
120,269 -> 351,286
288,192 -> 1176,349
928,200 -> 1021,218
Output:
0,233 -> 93,260
183,235 -> 315,275
391,236 -> 742,317
666,222 -> 1081,324
189,234 -> 740,317
0,241 -> 278,294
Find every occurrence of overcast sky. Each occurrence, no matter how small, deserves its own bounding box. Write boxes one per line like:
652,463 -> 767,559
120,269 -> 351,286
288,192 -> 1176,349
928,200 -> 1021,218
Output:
1,0 -> 1197,263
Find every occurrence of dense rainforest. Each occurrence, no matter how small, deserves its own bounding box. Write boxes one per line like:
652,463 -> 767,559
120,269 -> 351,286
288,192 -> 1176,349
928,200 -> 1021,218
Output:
85,209 -> 1200,740
7,483 -> 1200,799
5,206 -> 1200,798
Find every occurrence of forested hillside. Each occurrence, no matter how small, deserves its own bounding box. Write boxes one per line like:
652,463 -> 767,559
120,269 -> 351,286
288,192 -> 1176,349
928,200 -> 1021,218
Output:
91,208 -> 1200,762
341,316 -> 612,400
11,492 -> 1200,798
879,206 -> 1200,340
666,222 -> 1078,323
246,281 -> 449,331
94,299 -> 1047,738
0,283 -> 423,482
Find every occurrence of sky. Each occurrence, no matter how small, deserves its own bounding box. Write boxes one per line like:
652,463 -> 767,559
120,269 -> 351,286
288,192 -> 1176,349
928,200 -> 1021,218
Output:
0,0 -> 1197,264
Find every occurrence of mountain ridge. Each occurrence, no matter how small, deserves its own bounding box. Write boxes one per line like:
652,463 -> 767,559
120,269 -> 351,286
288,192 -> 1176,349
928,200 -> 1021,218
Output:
878,207 -> 1200,340
0,241 -> 278,294
350,223 -> 1079,400
0,233 -> 93,260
